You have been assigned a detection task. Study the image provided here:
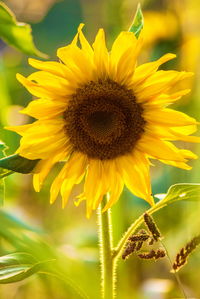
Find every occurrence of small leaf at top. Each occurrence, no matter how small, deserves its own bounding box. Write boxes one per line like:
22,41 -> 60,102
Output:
128,3 -> 144,38
0,1 -> 48,58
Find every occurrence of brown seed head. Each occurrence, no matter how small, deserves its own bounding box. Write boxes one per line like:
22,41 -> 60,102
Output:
64,79 -> 145,160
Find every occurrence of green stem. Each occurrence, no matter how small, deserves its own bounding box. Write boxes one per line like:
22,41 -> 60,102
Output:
97,196 -> 116,299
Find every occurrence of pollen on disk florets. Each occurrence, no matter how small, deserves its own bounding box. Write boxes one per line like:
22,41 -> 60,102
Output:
64,79 -> 146,160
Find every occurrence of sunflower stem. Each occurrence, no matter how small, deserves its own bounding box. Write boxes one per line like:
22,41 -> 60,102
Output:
97,195 -> 116,299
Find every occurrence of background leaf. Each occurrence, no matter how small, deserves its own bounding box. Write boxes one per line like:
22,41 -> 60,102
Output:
0,141 -> 8,205
0,1 -> 47,58
0,252 -> 54,284
155,183 -> 200,206
0,210 -> 90,298
0,154 -> 39,177
128,3 -> 144,38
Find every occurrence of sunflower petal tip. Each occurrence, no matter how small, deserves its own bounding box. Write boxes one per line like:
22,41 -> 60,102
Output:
50,196 -> 56,205
34,187 -> 40,193
16,73 -> 23,81
168,53 -> 176,59
78,23 -> 85,32
33,176 -> 41,192
19,108 -> 27,114
28,58 -> 39,68
147,195 -> 155,206
86,204 -> 92,218
4,126 -> 12,131
185,71 -> 194,78
28,58 -> 34,64
86,211 -> 91,219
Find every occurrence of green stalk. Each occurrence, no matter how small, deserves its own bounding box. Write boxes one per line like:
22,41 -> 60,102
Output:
97,196 -> 116,299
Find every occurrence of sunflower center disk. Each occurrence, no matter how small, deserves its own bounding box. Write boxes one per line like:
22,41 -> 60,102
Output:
64,80 -> 145,160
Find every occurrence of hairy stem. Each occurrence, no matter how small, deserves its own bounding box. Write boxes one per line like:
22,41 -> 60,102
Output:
97,196 -> 116,299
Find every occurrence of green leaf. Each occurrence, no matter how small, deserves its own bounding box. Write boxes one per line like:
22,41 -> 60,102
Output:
0,253 -> 37,266
155,183 -> 200,205
0,141 -> 13,180
0,252 -> 55,284
128,3 -> 144,38
0,215 -> 89,298
0,154 -> 39,176
0,210 -> 43,232
0,141 -> 7,157
0,140 -> 8,205
0,179 -> 5,205
0,1 -> 47,58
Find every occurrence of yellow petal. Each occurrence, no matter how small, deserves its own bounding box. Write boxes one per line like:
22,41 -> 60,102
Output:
57,44 -> 94,82
84,159 -> 105,217
143,108 -> 198,126
160,159 -> 192,170
28,71 -> 74,97
101,160 -> 124,212
110,31 -> 142,84
8,119 -> 65,136
146,89 -> 191,106
160,149 -> 197,169
77,23 -> 93,59
135,71 -> 193,102
50,152 -> 87,205
136,135 -> 187,162
169,129 -> 200,143
29,58 -> 69,79
33,151 -> 67,192
179,149 -> 198,160
19,136 -> 69,160
17,73 -> 55,99
21,99 -> 66,119
132,53 -> 176,86
92,28 -> 109,78
6,123 -> 34,136
117,151 -> 153,205
145,124 -> 200,143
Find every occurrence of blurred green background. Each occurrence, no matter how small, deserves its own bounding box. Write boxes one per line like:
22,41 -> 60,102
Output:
0,0 -> 200,298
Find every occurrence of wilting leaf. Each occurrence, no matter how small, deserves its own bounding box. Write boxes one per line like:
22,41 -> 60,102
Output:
0,154 -> 39,177
0,1 -> 47,58
128,3 -> 144,38
155,183 -> 200,206
0,252 -> 54,284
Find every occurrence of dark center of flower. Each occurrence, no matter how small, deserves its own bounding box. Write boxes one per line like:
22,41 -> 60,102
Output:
64,79 -> 145,160
88,111 -> 114,136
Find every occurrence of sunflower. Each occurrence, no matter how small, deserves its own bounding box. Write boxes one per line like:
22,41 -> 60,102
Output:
7,24 -> 200,217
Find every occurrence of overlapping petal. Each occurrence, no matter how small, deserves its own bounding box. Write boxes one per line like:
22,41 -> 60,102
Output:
50,152 -> 87,207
